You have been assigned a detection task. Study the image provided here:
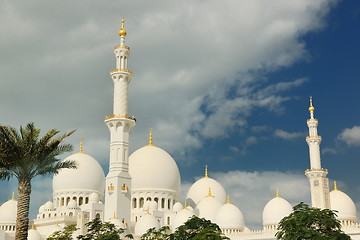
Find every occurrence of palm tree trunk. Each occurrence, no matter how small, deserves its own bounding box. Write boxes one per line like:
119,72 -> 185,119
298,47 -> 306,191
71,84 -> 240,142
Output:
15,180 -> 31,240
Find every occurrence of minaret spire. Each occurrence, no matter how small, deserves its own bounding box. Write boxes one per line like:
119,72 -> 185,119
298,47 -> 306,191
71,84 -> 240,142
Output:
148,128 -> 153,146
204,165 -> 209,178
104,18 -> 136,224
304,97 -> 330,209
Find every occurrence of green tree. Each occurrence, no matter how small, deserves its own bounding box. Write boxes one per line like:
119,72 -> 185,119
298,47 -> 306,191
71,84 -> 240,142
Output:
276,202 -> 351,240
47,225 -> 78,240
77,218 -> 133,240
140,216 -> 229,240
0,123 -> 76,240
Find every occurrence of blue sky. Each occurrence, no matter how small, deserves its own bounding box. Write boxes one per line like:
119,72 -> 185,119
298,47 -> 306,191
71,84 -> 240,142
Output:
0,0 -> 359,229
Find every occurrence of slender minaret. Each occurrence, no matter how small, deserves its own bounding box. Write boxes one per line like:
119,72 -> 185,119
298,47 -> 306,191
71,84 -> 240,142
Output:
304,97 -> 330,209
104,17 -> 136,224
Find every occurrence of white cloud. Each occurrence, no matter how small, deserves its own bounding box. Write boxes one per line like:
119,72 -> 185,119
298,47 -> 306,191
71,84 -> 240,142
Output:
274,129 -> 306,140
338,126 -> 360,147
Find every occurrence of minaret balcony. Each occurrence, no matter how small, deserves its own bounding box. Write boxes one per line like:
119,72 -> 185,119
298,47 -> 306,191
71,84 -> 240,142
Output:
305,168 -> 328,173
111,68 -> 132,74
114,45 -> 130,50
105,114 -> 136,122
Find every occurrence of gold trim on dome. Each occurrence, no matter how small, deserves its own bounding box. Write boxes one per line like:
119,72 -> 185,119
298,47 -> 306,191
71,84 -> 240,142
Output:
79,138 -> 84,153
11,192 -> 15,201
147,128 -> 153,146
118,16 -> 127,37
275,188 -> 280,198
309,96 -> 315,112
226,195 -> 231,204
206,187 -> 214,197
333,181 -> 340,191
110,68 -> 132,74
105,114 -> 136,121
114,45 -> 130,50
31,224 -> 35,230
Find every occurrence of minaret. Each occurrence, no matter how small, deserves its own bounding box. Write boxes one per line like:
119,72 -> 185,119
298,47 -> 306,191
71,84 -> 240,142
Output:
104,17 -> 136,224
304,97 -> 330,209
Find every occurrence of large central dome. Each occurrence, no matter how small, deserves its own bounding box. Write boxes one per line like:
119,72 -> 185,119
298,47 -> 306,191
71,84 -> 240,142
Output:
129,145 -> 180,194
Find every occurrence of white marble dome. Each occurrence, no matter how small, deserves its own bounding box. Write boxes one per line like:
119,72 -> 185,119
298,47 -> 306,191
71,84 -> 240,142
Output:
0,198 -> 17,224
330,189 -> 357,221
134,213 -> 160,237
67,199 -> 77,209
215,202 -> 245,230
28,227 -> 42,240
53,152 -> 105,195
89,192 -> 100,203
196,193 -> 222,223
187,175 -> 226,207
129,145 -> 180,194
262,195 -> 292,226
173,202 -> 183,212
44,200 -> 54,210
109,217 -> 123,227
172,208 -> 194,231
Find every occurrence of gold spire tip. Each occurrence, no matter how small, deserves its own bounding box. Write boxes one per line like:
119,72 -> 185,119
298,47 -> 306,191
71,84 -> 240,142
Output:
275,188 -> 280,198
204,165 -> 209,178
79,138 -> 83,153
308,96 -> 315,112
31,224 -> 35,230
11,192 -> 15,201
119,16 -> 127,37
206,187 -> 214,197
334,180 -> 339,191
148,128 -> 153,146
226,195 -> 231,204
113,212 -> 117,219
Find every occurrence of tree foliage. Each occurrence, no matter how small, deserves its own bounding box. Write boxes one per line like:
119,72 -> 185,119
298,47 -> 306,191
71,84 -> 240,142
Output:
47,225 -> 78,240
276,202 -> 351,240
77,218 -> 133,240
0,123 -> 75,240
141,216 -> 229,240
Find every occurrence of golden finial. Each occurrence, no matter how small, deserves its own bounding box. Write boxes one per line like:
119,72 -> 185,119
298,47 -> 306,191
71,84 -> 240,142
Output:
113,212 -> 117,219
79,138 -> 83,153
226,195 -> 231,204
55,221 -> 60,227
275,188 -> 280,198
333,181 -> 339,191
31,224 -> 35,230
204,165 -> 209,178
146,208 -> 151,215
119,16 -> 127,37
11,192 -> 15,201
308,96 -> 315,112
148,128 -> 153,146
206,187 -> 214,197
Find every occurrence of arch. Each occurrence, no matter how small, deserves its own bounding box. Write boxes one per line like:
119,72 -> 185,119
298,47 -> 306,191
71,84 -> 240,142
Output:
132,198 -> 137,209
72,196 -> 77,202
48,213 -> 51,218
154,197 -> 159,203
168,199 -> 171,209
85,197 -> 89,204
79,197 -> 83,206
69,212 -> 73,217
140,197 -> 144,208
96,213 -> 101,219
146,197 -> 151,201
61,197 -> 64,206
66,197 -> 70,205
167,216 -> 170,225
161,198 -> 165,209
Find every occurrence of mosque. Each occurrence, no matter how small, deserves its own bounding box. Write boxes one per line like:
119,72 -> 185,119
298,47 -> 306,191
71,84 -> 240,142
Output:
1,19 -> 360,240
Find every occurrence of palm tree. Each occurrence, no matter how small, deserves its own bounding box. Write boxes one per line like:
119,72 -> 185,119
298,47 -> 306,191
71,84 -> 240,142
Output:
0,123 -> 76,240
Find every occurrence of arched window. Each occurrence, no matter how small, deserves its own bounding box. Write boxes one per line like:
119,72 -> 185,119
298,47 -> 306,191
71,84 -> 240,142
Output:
140,198 -> 144,208
61,197 -> 64,206
66,197 -> 70,205
69,212 -> 73,217
135,216 -> 138,222
79,197 -> 83,206
146,197 -> 151,201
48,213 -> 51,218
154,197 -> 158,203
161,198 -> 165,209
42,214 -> 45,218
168,199 -> 171,209
96,213 -> 100,219
85,197 -> 89,204
132,198 -> 137,208
73,196 -> 77,202
167,216 -> 170,225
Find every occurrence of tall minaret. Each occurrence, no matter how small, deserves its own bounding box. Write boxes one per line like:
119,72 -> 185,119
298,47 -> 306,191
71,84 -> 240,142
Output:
104,17 -> 136,224
304,97 -> 330,209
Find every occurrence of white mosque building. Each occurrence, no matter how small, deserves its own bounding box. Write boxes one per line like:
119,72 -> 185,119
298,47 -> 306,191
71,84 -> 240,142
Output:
1,19 -> 360,240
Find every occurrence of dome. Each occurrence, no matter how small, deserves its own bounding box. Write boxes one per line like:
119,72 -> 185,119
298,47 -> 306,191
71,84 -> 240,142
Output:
172,208 -> 194,231
134,213 -> 160,236
330,189 -> 357,221
67,199 -> 77,209
89,192 -> 100,203
196,192 -> 222,223
215,201 -> 245,230
44,201 -> 54,210
262,195 -> 292,226
186,169 -> 226,207
0,198 -> 17,223
173,202 -> 183,212
38,204 -> 45,213
109,217 -> 123,228
129,145 -> 180,194
149,201 -> 158,210
28,226 -> 42,240
53,152 -> 105,195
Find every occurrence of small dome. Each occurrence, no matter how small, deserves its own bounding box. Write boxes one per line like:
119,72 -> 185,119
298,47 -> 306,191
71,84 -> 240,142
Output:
134,213 -> 160,237
38,204 -> 45,213
186,171 -> 226,207
215,202 -> 245,230
262,195 -> 292,226
28,227 -> 42,240
173,202 -> 183,212
149,201 -> 158,210
53,152 -> 105,195
89,192 -> 100,203
330,189 -> 357,221
109,217 -> 123,228
129,145 -> 180,194
0,198 -> 17,224
196,193 -> 222,223
67,199 -> 77,209
172,208 -> 194,232
44,201 -> 54,210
